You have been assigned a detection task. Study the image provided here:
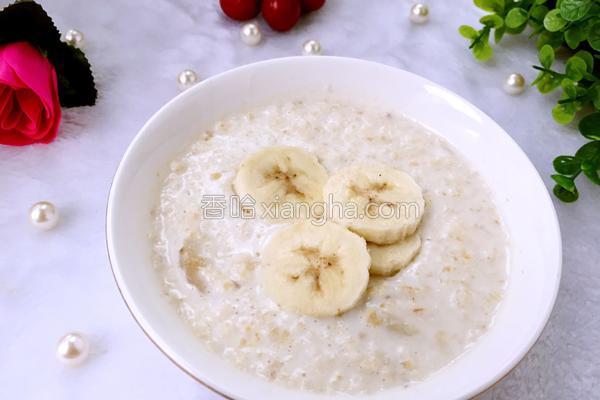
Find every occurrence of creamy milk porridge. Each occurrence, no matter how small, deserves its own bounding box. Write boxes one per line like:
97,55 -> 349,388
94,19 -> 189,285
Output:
151,96 -> 509,394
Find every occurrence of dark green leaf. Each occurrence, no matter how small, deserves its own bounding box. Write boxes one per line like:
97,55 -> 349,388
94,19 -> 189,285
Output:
579,112 -> 600,140
565,56 -> 587,81
544,9 -> 568,31
535,0 -> 548,4
552,174 -> 577,192
530,5 -> 550,22
580,160 -> 600,184
537,30 -> 564,49
592,86 -> 600,109
560,0 -> 593,21
564,21 -> 590,49
480,14 -> 504,28
575,141 -> 600,161
459,25 -> 479,39
574,50 -> 594,72
505,8 -> 529,28
0,1 -> 60,51
539,44 -> 555,68
588,23 -> 600,51
554,156 -> 582,175
553,184 -> 579,202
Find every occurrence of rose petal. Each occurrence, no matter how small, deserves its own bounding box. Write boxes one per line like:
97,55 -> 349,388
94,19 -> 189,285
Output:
0,54 -> 26,89
0,42 -> 62,146
1,110 -> 21,130
15,89 -> 44,137
0,42 -> 55,110
0,85 -> 14,117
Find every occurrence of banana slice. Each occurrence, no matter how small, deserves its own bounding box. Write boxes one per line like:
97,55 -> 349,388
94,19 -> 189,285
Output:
323,163 -> 424,244
261,221 -> 370,317
368,234 -> 421,276
233,146 -> 328,220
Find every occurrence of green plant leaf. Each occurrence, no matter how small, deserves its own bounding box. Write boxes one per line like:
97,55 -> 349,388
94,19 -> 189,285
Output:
472,31 -> 493,61
480,14 -> 504,28
544,9 -> 568,31
554,155 -> 582,175
494,26 -> 506,43
553,184 -> 579,202
530,5 -> 550,23
561,78 -> 578,98
574,50 -> 594,72
552,102 -> 577,124
539,44 -> 555,68
537,30 -> 564,48
474,0 -> 505,13
506,23 -> 528,35
459,25 -> 479,39
564,21 -> 590,49
579,112 -> 600,140
588,22 -> 600,51
535,0 -> 548,4
581,161 -> 600,184
565,56 -> 587,81
535,72 -> 561,93
559,0 -> 593,21
592,86 -> 600,109
575,141 -> 600,161
505,7 -> 529,28
552,174 -> 577,192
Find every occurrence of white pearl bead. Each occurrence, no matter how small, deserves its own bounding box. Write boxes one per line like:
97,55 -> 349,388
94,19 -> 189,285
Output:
241,22 -> 262,46
56,333 -> 90,366
177,69 -> 198,91
503,73 -> 526,95
302,40 -> 322,56
29,201 -> 59,230
410,3 -> 429,24
64,29 -> 84,48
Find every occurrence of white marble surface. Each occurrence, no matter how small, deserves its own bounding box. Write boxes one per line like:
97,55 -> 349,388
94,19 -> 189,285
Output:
0,0 -> 598,399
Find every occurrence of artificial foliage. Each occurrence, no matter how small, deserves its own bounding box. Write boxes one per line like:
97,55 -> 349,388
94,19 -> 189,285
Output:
460,0 -> 600,202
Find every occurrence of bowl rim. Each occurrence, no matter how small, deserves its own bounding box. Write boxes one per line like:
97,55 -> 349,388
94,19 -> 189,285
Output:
106,55 -> 562,400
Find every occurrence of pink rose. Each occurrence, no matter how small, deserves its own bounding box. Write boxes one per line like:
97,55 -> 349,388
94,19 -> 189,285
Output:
0,41 -> 61,146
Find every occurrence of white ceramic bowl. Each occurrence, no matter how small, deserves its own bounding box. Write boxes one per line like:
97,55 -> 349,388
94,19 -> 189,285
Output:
107,57 -> 562,400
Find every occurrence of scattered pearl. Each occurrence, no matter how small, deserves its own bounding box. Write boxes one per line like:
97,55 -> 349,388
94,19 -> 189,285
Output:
56,333 -> 90,366
503,73 -> 526,95
177,69 -> 198,91
302,40 -> 322,56
29,201 -> 59,230
64,29 -> 84,48
240,22 -> 262,46
410,4 -> 429,24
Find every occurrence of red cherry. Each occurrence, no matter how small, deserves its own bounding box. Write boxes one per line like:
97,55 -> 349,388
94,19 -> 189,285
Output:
300,0 -> 325,13
262,0 -> 301,32
219,0 -> 260,21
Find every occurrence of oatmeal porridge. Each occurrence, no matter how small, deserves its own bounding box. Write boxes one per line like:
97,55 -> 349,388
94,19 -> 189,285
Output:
151,96 -> 509,394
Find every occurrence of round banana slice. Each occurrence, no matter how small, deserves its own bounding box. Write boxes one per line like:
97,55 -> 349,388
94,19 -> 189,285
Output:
368,234 -> 421,276
261,221 -> 370,317
233,146 -> 328,221
323,163 -> 424,244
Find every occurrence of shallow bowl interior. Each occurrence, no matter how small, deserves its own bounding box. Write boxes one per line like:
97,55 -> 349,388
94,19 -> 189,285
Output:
107,56 -> 561,400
